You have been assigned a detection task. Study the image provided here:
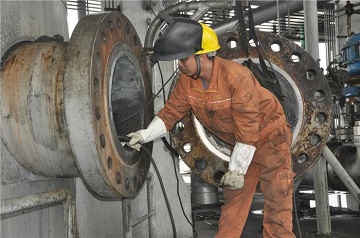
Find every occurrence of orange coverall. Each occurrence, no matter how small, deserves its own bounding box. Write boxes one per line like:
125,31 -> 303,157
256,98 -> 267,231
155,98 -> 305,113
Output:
158,56 -> 296,238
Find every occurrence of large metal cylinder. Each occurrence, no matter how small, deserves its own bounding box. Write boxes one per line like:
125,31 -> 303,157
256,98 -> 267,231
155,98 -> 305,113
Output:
1,12 -> 153,198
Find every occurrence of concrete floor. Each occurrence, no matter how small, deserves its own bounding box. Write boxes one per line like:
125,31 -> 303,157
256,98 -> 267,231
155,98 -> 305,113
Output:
192,193 -> 360,238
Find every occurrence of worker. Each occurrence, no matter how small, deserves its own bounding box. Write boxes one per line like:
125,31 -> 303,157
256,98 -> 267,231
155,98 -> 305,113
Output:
127,17 -> 296,238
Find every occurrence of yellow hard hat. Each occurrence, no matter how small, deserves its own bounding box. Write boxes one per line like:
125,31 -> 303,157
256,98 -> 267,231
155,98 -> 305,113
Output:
196,23 -> 221,55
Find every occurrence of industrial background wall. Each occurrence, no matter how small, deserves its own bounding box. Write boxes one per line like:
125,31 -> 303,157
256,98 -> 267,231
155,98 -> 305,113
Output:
1,1 -> 192,237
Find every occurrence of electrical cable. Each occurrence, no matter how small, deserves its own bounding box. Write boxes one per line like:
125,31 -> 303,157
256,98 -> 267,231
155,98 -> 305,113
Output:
117,135 -> 177,238
142,146 -> 177,238
169,136 -> 198,238
156,63 -> 198,237
293,191 -> 303,238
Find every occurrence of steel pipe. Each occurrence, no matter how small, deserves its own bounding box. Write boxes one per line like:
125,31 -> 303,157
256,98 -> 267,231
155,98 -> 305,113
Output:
1,189 -> 77,238
322,146 -> 360,204
1,12 -> 153,198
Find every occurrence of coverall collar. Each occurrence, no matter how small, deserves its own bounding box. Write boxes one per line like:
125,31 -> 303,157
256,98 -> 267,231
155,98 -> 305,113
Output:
190,56 -> 220,93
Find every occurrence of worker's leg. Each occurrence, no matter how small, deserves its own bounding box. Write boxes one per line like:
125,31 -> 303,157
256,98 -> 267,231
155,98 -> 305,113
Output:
259,124 -> 296,238
215,162 -> 261,238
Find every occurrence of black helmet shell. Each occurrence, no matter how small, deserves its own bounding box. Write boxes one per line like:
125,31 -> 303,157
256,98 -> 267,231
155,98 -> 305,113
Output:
150,18 -> 203,63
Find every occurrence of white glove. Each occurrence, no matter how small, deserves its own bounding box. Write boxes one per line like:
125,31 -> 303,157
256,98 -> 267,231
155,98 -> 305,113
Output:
221,171 -> 244,190
221,142 -> 256,190
126,116 -> 167,151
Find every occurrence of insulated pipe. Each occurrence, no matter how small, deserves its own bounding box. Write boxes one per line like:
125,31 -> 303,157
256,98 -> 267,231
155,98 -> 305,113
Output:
223,0 -> 331,34
1,189 -> 77,238
212,0 -> 305,36
322,146 -> 360,204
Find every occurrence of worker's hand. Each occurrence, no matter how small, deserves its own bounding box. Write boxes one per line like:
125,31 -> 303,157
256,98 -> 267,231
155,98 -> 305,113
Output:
221,171 -> 244,190
125,116 -> 167,151
126,131 -> 144,151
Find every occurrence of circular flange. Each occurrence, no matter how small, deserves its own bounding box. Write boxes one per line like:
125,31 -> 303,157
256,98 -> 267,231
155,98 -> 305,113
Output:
64,12 -> 153,198
170,30 -> 332,186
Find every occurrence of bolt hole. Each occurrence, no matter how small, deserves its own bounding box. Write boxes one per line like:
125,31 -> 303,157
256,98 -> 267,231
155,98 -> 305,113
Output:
183,143 -> 192,153
314,90 -> 326,101
117,18 -> 121,29
101,32 -> 106,41
133,35 -> 138,46
291,52 -> 302,63
116,171 -> 121,184
174,122 -> 184,133
271,41 -> 282,52
249,38 -> 256,47
100,134 -> 106,148
96,52 -> 101,66
226,37 -> 238,49
310,134 -> 321,146
306,69 -> 317,80
296,153 -> 309,164
315,112 -> 327,124
195,158 -> 207,170
214,171 -> 225,183
126,23 -> 130,34
108,20 -> 114,30
133,176 -> 139,188
93,77 -> 100,98
107,156 -> 112,170
125,178 -> 130,190
95,106 -> 101,120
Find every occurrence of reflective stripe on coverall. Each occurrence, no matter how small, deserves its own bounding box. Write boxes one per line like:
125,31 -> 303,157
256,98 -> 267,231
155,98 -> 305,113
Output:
157,56 -> 296,237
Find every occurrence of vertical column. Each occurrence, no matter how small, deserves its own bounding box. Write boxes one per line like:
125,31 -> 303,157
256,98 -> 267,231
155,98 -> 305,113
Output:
122,198 -> 132,238
304,0 -> 332,235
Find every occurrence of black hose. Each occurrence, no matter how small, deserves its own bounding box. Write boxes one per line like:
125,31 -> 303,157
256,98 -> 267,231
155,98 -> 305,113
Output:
142,146 -> 177,238
118,136 -> 177,238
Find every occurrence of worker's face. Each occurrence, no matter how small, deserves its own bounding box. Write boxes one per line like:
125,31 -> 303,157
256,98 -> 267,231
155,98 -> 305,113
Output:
177,55 -> 197,77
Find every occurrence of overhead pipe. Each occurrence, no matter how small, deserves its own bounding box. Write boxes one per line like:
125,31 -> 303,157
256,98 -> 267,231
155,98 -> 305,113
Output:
214,0 -> 331,35
145,0 -> 330,52
1,189 -> 77,238
212,0 -> 304,35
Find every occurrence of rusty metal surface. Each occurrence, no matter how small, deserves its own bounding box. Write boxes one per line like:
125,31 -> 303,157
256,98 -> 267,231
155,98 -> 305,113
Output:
63,11 -> 153,198
1,42 -> 79,177
170,31 -> 333,186
1,12 -> 153,198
